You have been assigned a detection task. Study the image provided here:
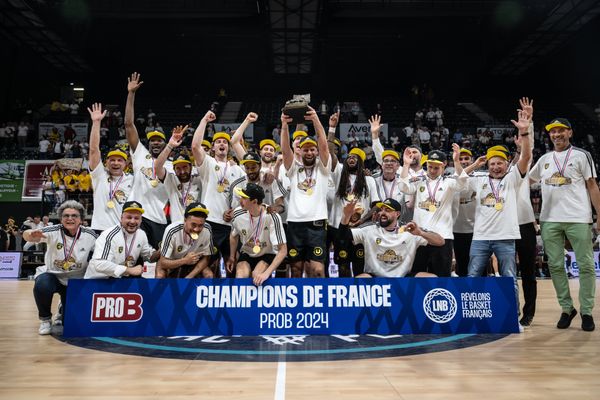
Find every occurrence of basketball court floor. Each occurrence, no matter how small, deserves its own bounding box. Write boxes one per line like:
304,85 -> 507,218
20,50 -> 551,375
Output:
0,279 -> 598,400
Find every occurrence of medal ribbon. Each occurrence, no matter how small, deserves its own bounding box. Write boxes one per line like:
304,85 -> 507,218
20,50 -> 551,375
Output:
302,165 -> 315,190
122,230 -> 137,262
151,158 -> 156,180
217,161 -> 229,186
552,146 -> 573,177
109,174 -> 124,201
61,226 -> 81,262
425,176 -> 442,204
488,176 -> 504,204
381,176 -> 397,199
346,175 -> 356,197
249,208 -> 265,247
181,179 -> 193,207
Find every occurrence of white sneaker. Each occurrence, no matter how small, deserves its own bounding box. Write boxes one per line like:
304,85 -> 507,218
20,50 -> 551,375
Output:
38,320 -> 52,335
518,323 -> 525,333
451,271 -> 459,277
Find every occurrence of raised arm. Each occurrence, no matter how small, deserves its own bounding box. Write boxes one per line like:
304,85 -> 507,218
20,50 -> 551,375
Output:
451,143 -> 463,176
369,115 -> 384,165
124,72 -> 144,152
231,112 -> 258,160
191,111 -> 216,167
155,125 -> 186,180
305,106 -> 329,165
511,109 -> 533,175
280,112 -> 294,171
328,111 -> 341,170
464,156 -> 487,175
87,103 -> 107,170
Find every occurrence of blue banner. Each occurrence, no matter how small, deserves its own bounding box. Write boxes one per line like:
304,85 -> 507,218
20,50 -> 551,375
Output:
64,277 -> 519,337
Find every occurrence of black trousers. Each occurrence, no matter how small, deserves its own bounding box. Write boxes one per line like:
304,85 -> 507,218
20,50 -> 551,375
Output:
453,232 -> 473,277
515,222 -> 537,317
412,240 -> 454,277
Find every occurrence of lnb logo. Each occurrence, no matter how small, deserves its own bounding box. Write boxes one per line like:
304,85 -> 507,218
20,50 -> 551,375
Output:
423,288 -> 457,323
91,293 -> 143,322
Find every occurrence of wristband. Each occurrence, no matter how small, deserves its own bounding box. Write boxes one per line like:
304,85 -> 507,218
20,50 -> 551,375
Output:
328,127 -> 336,134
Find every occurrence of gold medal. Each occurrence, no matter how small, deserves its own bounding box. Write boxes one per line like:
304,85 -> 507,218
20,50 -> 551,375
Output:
61,261 -> 71,271
428,204 -> 437,212
306,188 -> 313,196
253,245 -> 261,254
126,256 -> 135,268
107,200 -> 115,209
398,226 -> 405,233
494,202 -> 503,211
150,179 -> 159,187
217,184 -> 225,193
190,232 -> 199,240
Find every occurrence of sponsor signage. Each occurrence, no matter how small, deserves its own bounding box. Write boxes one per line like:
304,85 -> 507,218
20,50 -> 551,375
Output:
0,252 -> 22,278
64,277 -> 519,337
22,160 -> 55,201
0,160 -> 25,202
565,251 -> 600,277
339,123 -> 388,143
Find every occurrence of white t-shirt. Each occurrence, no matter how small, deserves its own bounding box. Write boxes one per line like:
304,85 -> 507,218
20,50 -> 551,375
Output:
230,206 -> 287,257
470,167 -> 525,240
228,175 -> 285,211
285,155 -> 332,222
329,173 -> 380,229
36,225 -> 98,285
163,170 -> 203,223
160,222 -> 213,259
399,172 -> 467,239
277,166 -> 292,224
197,156 -> 245,226
91,165 -> 134,231
39,139 -> 50,153
529,146 -> 596,223
17,125 -> 28,137
351,224 -> 427,277
86,225 -> 155,279
128,144 -> 172,224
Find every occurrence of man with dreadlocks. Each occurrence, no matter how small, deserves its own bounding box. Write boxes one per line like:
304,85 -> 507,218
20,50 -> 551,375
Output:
329,147 -> 380,277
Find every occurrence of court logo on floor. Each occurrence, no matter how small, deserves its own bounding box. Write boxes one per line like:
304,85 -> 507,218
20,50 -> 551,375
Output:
57,333 -> 507,362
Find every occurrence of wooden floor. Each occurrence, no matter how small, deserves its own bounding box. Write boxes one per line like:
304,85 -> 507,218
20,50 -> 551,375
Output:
0,279 -> 598,400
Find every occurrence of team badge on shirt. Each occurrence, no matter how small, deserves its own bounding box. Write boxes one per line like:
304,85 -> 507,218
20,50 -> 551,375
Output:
376,238 -> 382,245
177,245 -> 183,252
118,246 -> 124,253
376,249 -> 402,263
57,243 -> 63,250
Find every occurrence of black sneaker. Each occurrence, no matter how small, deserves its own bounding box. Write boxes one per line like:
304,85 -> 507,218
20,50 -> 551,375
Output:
581,315 -> 595,332
557,309 -> 577,329
519,315 -> 534,327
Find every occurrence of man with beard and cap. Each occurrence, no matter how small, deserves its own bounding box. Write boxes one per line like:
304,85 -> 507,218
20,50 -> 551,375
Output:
338,198 -> 443,278
124,72 -> 171,248
230,113 -> 286,212
398,144 -> 466,277
191,110 -> 245,277
329,147 -> 380,277
227,183 -> 287,286
529,116 -> 600,332
88,103 -> 134,233
402,144 -> 425,221
463,109 -> 533,328
229,152 -> 285,214
154,125 -> 204,222
85,201 -> 159,279
156,202 -> 214,279
280,106 -> 331,278
452,147 -> 478,277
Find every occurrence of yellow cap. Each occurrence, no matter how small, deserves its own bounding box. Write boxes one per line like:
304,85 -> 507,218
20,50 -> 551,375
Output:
292,130 -> 308,140
201,140 -> 211,148
299,138 -> 318,148
146,131 -> 166,141
487,145 -> 509,154
420,154 -> 428,165
212,132 -> 231,142
349,148 -> 366,162
260,139 -> 277,149
329,138 -> 341,147
106,149 -> 128,160
486,150 -> 508,161
234,187 -> 249,199
122,201 -> 144,214
381,150 -> 399,160
459,148 -> 472,156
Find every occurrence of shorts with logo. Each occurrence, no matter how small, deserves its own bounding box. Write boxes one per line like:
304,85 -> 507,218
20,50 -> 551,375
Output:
238,252 -> 275,270
286,220 -> 327,263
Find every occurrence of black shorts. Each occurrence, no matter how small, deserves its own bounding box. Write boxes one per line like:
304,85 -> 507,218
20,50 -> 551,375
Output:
238,252 -> 275,270
286,220 -> 327,263
141,217 -> 167,250
208,221 -> 232,263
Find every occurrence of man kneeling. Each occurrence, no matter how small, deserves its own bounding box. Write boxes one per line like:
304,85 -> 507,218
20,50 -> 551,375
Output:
339,198 -> 444,277
227,183 -> 287,286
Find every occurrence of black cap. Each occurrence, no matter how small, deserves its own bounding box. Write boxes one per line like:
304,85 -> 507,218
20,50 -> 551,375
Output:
235,182 -> 265,203
240,152 -> 261,165
172,153 -> 192,166
122,201 -> 144,214
426,150 -> 447,164
185,202 -> 210,217
376,198 -> 402,212
545,118 -> 572,131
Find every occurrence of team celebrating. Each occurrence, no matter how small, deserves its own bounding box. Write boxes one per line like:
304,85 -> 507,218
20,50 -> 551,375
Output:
23,73 -> 599,334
